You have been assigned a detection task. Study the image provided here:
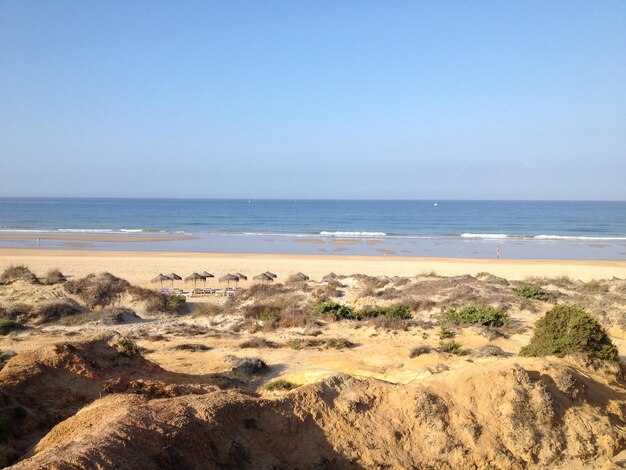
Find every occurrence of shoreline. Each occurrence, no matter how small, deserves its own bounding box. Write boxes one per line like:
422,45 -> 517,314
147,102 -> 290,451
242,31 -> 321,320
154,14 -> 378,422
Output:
1,248 -> 625,285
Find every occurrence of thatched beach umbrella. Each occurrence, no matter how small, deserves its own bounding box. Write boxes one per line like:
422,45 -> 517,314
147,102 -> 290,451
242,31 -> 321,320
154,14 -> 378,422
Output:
199,271 -> 214,286
151,274 -> 169,288
322,272 -> 337,282
235,272 -> 248,281
253,273 -> 273,283
219,273 -> 239,288
165,273 -> 182,288
294,272 -> 309,281
264,271 -> 277,279
184,272 -> 204,288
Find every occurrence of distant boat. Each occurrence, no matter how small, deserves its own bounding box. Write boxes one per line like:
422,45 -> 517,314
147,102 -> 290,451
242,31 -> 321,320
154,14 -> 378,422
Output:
433,203 -> 438,206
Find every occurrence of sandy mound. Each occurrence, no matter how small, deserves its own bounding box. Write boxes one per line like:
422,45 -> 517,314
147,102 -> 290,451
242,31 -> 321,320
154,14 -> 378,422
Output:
6,356 -> 625,469
0,334 -> 234,466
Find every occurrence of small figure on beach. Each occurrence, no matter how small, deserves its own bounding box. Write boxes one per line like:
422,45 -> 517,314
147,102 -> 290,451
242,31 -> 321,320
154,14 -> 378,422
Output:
37,237 -> 40,248
496,244 -> 501,259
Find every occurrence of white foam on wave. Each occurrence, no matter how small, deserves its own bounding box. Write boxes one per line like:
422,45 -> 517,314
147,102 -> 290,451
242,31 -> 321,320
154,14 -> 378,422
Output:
119,229 -> 144,233
319,231 -> 387,238
534,235 -> 626,241
460,233 -> 510,239
56,228 -> 114,233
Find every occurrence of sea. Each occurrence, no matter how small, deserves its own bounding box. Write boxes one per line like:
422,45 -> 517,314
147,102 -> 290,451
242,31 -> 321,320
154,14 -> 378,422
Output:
1,198 -> 625,260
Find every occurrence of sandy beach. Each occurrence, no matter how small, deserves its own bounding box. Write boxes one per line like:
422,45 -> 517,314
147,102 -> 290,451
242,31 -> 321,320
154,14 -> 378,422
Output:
1,248 -> 625,286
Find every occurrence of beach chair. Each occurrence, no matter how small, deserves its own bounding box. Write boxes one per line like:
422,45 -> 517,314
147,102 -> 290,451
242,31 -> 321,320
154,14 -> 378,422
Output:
161,288 -> 170,294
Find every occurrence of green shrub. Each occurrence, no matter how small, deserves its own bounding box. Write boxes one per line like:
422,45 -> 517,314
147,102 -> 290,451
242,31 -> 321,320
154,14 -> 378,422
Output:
264,379 -> 296,392
439,340 -> 466,356
116,337 -> 139,357
313,302 -> 354,320
354,304 -> 412,320
440,306 -> 510,327
512,284 -> 549,300
0,265 -> 39,285
0,319 -> 20,335
438,327 -> 455,339
520,305 -> 618,361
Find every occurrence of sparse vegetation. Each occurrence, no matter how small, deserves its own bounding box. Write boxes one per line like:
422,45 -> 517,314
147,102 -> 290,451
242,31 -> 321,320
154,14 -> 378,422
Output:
520,305 -> 618,361
440,306 -> 510,327
439,340 -> 466,356
64,272 -> 130,308
438,327 -> 455,339
0,265 -> 39,285
581,279 -> 609,294
192,302 -> 222,317
116,337 -> 139,357
512,284 -> 549,301
264,379 -> 296,391
35,302 -> 82,323
259,310 -> 282,322
324,338 -> 352,349
239,337 -> 279,349
145,294 -> 186,314
409,345 -> 434,357
44,268 -> 66,285
0,319 -> 21,335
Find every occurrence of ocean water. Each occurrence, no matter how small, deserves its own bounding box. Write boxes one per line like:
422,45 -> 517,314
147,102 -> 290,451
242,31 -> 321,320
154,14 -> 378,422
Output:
1,198 -> 625,259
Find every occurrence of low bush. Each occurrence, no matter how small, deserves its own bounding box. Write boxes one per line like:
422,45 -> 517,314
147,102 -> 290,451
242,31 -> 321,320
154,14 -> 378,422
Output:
239,337 -> 279,349
313,302 -> 354,320
116,337 -> 139,357
324,338 -> 352,349
44,268 -> 67,285
409,345 -> 434,358
0,303 -> 32,322
439,340 -> 466,356
520,305 -> 618,361
264,379 -> 296,392
35,302 -> 82,323
0,319 -> 21,335
259,310 -> 282,322
438,327 -> 455,339
64,272 -> 130,308
0,265 -> 39,285
512,284 -> 549,301
440,306 -> 510,327
145,294 -> 186,314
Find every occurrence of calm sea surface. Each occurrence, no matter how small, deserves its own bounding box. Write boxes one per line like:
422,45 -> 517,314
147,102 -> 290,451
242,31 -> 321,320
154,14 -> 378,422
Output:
1,198 -> 625,259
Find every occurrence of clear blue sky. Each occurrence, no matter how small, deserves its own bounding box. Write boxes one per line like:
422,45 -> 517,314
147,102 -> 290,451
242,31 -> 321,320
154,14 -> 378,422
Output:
1,1 -> 625,199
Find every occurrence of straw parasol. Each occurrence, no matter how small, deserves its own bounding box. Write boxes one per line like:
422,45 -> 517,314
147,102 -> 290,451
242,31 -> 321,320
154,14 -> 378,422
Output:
235,272 -> 248,281
219,273 -> 239,288
294,272 -> 310,281
253,273 -> 273,283
151,274 -> 169,288
264,271 -> 277,279
322,272 -> 337,282
165,273 -> 182,287
184,272 -> 204,288
199,271 -> 214,286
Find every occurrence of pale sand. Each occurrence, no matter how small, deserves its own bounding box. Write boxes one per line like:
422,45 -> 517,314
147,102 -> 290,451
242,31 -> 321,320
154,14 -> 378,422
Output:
1,248 -> 625,287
